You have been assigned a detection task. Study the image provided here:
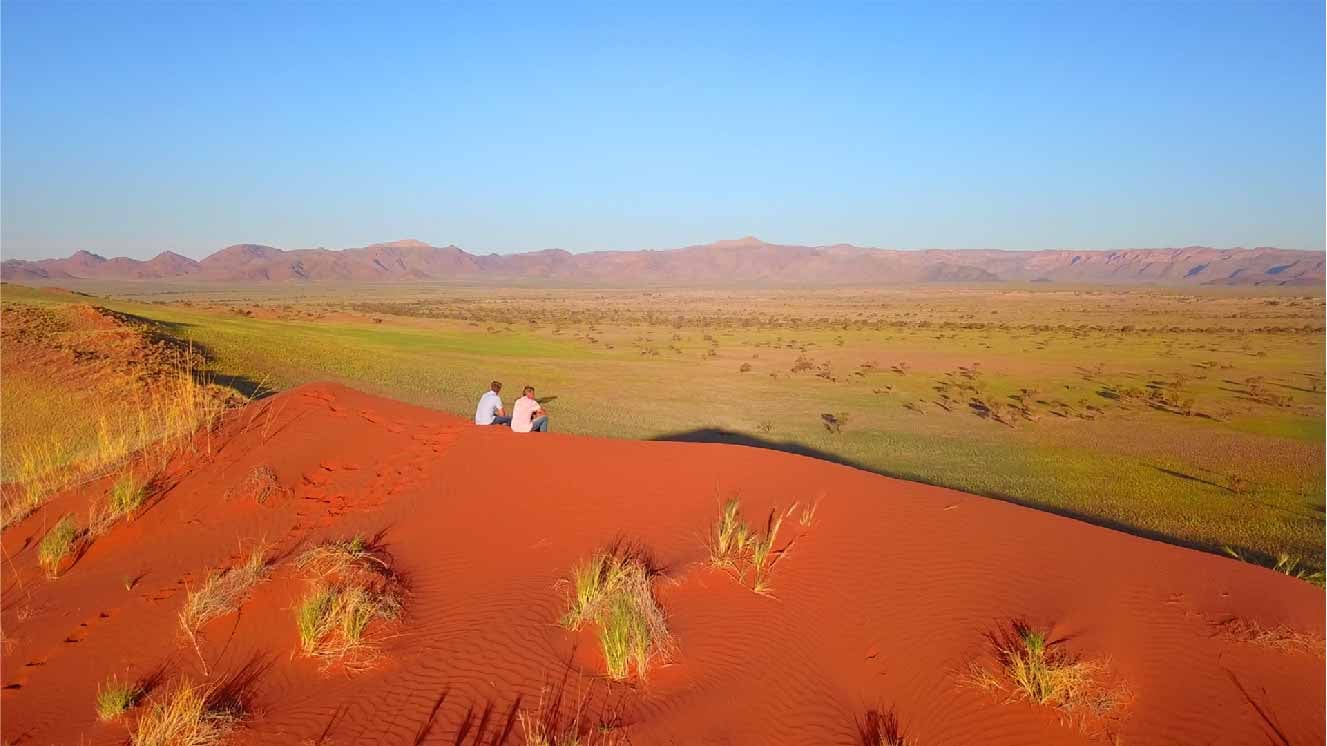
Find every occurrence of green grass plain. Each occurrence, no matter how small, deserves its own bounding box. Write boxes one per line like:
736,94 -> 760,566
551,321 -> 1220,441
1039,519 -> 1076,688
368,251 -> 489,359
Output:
3,282 -> 1323,573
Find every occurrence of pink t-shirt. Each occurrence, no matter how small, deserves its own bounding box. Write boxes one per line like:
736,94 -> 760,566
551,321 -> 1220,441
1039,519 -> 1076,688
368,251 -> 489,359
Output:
511,396 -> 541,433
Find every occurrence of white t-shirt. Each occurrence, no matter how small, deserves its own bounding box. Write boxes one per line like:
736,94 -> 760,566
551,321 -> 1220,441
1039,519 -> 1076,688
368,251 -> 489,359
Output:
474,390 -> 503,425
511,396 -> 541,433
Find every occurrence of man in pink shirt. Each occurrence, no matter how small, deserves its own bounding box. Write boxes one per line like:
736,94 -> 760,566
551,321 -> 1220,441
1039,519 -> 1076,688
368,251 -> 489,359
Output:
510,385 -> 550,433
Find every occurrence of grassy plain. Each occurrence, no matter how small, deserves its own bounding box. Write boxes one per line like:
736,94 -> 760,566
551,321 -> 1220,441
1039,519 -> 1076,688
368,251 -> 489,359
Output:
2,281 -> 1323,572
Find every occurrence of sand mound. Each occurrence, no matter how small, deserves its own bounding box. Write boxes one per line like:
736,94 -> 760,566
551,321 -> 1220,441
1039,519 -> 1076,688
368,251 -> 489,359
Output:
2,383 -> 1322,744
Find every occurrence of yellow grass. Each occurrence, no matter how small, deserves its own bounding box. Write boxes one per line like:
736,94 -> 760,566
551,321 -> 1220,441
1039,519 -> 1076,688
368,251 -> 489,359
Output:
132,679 -> 236,746
1,355 -> 233,528
561,547 -> 670,680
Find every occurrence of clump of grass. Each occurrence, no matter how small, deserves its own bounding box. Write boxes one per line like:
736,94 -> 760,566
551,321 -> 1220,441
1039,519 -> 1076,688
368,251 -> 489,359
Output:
858,708 -> 907,746
132,679 -> 237,746
518,678 -> 624,746
38,515 -> 80,577
970,621 -> 1123,722
561,546 -> 670,680
707,498 -> 791,593
108,472 -> 149,517
295,581 -> 402,664
96,675 -> 143,721
294,536 -> 403,667
89,471 -> 151,536
179,546 -> 270,673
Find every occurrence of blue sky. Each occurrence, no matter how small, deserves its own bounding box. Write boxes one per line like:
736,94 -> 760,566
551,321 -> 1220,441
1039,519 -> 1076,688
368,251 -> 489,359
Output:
2,1 -> 1323,259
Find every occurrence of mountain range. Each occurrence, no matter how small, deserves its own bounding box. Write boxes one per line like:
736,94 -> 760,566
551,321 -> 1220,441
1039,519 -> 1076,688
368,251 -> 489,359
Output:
2,237 -> 1323,286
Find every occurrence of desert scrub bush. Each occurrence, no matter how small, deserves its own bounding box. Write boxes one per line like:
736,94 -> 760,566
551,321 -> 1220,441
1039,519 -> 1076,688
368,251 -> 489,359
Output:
561,546 -> 670,680
179,546 -> 270,672
132,679 -> 238,746
707,499 -> 790,593
96,675 -> 143,721
38,514 -> 80,577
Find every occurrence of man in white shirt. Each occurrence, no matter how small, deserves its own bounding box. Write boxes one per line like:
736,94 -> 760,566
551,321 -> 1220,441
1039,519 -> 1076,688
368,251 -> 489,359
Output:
510,385 -> 549,433
474,381 -> 511,426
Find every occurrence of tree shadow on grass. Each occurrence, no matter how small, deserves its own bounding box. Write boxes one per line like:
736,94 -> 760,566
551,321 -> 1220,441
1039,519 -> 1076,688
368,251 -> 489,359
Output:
650,428 -> 1232,559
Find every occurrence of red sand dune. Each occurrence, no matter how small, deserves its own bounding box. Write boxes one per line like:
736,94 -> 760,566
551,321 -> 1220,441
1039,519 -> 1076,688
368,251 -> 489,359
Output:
2,383 -> 1322,744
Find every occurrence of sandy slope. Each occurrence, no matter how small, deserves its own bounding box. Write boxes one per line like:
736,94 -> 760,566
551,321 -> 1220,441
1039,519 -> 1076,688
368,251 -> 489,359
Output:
1,383 -> 1322,745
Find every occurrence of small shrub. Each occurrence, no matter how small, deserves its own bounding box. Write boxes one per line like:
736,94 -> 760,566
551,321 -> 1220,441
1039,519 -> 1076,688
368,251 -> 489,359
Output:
132,679 -> 237,746
96,675 -> 142,721
38,515 -> 79,577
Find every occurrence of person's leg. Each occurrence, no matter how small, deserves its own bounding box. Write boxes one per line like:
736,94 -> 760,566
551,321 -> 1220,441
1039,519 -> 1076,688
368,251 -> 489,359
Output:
531,415 -> 549,432
491,415 -> 512,426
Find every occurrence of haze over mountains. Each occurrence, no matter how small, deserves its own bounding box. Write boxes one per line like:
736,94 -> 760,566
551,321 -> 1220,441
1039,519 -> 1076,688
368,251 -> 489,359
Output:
2,237 -> 1323,286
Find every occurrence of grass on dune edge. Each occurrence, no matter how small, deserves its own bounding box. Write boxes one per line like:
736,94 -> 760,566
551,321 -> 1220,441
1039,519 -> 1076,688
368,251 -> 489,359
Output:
2,283 -> 1322,576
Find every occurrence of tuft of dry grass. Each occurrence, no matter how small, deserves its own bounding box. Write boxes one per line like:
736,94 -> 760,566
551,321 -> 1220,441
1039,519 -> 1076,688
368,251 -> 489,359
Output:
857,708 -> 907,746
131,679 -> 238,746
293,536 -> 403,667
968,621 -> 1126,726
561,546 -> 670,680
38,514 -> 80,577
295,535 -> 386,577
96,675 -> 143,721
706,498 -> 792,593
179,546 -> 270,672
518,675 -> 625,746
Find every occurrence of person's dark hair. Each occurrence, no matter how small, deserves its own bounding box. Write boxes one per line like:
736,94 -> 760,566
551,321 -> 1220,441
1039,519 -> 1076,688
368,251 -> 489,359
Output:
522,385 -> 535,396
490,380 -> 502,393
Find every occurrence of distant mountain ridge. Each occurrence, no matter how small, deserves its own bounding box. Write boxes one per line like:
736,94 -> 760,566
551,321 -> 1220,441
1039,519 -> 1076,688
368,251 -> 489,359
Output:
3,237 -> 1323,286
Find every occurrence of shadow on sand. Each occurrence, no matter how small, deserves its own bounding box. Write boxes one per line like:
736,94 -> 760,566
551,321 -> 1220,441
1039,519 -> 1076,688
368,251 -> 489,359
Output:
651,428 -> 1236,559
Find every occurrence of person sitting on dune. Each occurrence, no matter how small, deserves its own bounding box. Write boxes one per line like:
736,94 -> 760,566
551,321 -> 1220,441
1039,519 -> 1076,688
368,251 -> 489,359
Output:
510,385 -> 549,433
474,380 -> 512,426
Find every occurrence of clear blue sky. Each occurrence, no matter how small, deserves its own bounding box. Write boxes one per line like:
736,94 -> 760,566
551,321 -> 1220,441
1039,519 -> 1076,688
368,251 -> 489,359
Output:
2,1 -> 1323,260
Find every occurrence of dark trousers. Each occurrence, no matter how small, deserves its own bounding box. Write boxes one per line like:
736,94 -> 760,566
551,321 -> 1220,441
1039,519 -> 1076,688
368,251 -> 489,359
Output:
489,416 -> 512,426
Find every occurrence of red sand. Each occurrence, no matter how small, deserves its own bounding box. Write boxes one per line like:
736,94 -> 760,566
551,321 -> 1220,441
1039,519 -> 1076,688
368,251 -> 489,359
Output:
2,382 -> 1322,744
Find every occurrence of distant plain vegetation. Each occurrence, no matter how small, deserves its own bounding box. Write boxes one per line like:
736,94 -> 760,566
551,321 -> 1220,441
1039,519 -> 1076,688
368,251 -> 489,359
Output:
2,281 -> 1323,573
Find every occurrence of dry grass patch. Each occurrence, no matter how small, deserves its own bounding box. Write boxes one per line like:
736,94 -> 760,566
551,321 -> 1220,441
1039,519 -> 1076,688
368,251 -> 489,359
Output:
132,679 -> 238,746
1215,618 -> 1326,657
518,675 -> 625,746
857,708 -> 908,746
96,675 -> 143,721
968,621 -> 1126,728
561,545 -> 670,681
294,535 -> 404,668
179,546 -> 271,673
707,498 -> 793,593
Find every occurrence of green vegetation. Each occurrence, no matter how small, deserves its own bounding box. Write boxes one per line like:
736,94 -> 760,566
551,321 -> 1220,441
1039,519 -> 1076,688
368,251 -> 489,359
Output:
37,515 -> 79,577
562,548 -> 670,680
4,283 -> 1323,572
95,676 -> 142,721
132,679 -> 237,746
109,472 -> 148,517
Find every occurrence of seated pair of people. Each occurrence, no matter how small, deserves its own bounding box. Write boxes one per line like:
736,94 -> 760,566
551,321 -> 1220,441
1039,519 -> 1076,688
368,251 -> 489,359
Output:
474,381 -> 549,433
